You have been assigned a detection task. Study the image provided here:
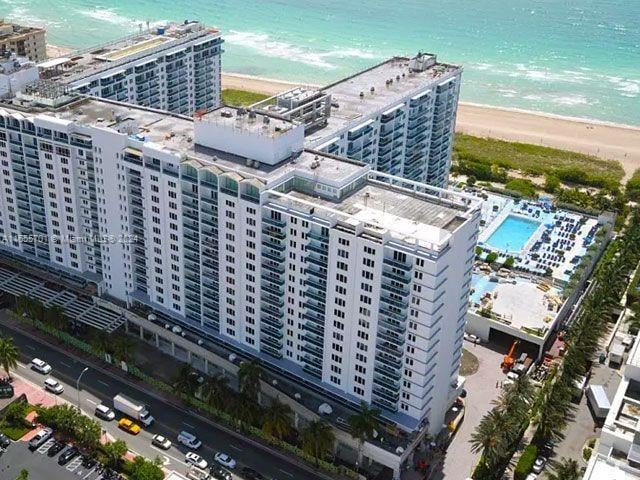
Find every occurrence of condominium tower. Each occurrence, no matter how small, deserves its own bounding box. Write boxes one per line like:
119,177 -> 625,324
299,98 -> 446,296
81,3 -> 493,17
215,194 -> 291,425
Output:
0,89 -> 479,437
253,52 -> 462,188
38,21 -> 223,115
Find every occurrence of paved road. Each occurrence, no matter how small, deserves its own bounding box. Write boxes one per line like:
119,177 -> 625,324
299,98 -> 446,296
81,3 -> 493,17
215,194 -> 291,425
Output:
0,321 -> 320,480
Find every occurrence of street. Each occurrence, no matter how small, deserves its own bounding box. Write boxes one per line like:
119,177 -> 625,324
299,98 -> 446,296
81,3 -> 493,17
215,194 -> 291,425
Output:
0,320 -> 321,480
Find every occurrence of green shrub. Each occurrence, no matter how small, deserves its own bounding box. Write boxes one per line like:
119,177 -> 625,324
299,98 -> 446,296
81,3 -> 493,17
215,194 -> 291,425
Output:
505,178 -> 538,198
486,252 -> 498,264
583,446 -> 592,461
626,169 -> 640,201
544,174 -> 561,193
475,246 -> 483,256
503,257 -> 515,269
514,444 -> 538,480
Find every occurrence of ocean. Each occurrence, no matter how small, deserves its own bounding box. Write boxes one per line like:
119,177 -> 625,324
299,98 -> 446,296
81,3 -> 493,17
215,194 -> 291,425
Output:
3,0 -> 639,125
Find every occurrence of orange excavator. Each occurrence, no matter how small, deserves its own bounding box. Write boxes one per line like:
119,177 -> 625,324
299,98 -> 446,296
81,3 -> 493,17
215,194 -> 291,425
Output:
501,340 -> 520,372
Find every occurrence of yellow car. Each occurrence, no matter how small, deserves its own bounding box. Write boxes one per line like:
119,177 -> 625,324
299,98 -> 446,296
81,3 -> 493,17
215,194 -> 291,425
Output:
118,418 -> 141,435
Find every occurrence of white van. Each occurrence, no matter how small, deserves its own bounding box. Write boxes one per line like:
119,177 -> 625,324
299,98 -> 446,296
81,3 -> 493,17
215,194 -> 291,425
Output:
44,378 -> 64,394
30,358 -> 52,374
177,431 -> 202,449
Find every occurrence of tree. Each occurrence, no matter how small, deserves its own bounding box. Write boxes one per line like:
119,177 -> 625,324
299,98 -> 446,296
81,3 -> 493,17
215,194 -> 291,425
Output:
262,398 -> 293,439
128,456 -> 164,480
102,439 -> 128,468
0,335 -> 19,379
202,374 -> 230,410
238,360 -> 262,401
15,470 -> 29,480
113,335 -> 137,363
546,457 -> 583,480
300,420 -> 335,465
228,394 -> 261,426
470,410 -> 507,470
173,363 -> 200,398
348,402 -> 381,465
4,400 -> 29,425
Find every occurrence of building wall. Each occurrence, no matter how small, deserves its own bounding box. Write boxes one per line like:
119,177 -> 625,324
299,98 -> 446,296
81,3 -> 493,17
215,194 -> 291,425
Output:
0,26 -> 46,63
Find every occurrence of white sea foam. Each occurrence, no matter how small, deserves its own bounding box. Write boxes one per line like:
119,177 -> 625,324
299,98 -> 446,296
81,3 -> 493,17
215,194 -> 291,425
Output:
226,30 -> 378,70
550,94 -> 591,106
78,7 -> 138,27
470,63 -> 493,71
4,4 -> 61,28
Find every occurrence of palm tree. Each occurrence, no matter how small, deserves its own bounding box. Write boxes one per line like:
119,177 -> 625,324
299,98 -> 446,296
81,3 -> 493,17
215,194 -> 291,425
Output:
469,410 -> 506,469
238,360 -> 262,401
202,374 -> 230,410
300,420 -> 335,465
16,469 -> 29,480
262,399 -> 293,439
113,335 -> 137,363
348,402 -> 381,466
228,394 -> 261,426
173,363 -> 200,398
546,457 -> 583,480
0,335 -> 19,379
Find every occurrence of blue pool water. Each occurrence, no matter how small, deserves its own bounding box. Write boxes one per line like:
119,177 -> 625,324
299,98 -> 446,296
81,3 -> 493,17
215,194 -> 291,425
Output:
485,215 -> 540,252
470,274 -> 498,303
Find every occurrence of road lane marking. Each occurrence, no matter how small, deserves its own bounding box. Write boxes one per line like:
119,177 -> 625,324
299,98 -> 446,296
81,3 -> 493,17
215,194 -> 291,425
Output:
229,444 -> 242,452
60,361 -> 72,368
149,447 -> 184,466
85,398 -> 97,405
182,421 -> 196,429
83,468 -> 96,479
24,344 -> 36,350
97,380 -> 110,387
278,470 -> 294,478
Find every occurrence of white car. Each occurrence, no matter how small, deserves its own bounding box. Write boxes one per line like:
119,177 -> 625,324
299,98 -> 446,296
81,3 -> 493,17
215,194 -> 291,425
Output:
214,452 -> 236,469
44,378 -> 64,394
185,452 -> 208,469
94,404 -> 116,421
177,430 -> 202,449
152,434 -> 172,450
506,371 -> 520,382
463,333 -> 480,344
532,456 -> 547,474
31,358 -> 52,374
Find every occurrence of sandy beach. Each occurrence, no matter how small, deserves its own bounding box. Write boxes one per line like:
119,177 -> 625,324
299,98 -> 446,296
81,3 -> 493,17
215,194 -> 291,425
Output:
222,73 -> 640,179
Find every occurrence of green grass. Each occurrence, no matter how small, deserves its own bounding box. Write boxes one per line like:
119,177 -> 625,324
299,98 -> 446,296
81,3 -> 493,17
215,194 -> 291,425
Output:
1,425 -> 31,440
460,348 -> 479,376
221,89 -> 270,107
626,168 -> 640,201
454,134 -> 625,190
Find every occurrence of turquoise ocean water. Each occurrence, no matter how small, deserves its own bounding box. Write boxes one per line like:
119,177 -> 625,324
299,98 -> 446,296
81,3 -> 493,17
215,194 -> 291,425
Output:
3,0 -> 639,125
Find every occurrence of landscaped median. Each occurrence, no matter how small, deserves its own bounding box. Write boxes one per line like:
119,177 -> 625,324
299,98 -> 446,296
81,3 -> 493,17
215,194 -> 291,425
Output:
8,309 -> 359,480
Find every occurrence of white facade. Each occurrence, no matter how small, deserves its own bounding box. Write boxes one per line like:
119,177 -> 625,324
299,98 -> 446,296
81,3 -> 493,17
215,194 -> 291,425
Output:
584,332 -> 640,479
0,97 -> 480,436
38,22 -> 223,115
0,53 -> 38,99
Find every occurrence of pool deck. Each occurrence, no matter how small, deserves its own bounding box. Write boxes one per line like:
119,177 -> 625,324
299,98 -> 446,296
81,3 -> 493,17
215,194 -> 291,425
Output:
470,272 -> 562,337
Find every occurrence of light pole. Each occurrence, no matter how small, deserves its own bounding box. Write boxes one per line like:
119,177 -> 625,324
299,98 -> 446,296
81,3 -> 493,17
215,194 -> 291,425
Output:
76,367 -> 89,412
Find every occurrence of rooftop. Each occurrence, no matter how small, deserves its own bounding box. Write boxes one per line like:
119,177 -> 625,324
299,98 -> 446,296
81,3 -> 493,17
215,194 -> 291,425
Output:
305,53 -> 461,147
584,454 -> 640,480
200,107 -> 298,139
0,22 -> 45,38
38,21 -> 221,84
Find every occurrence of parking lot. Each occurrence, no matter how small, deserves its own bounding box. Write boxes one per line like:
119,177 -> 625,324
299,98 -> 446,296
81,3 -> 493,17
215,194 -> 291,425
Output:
0,441 -> 110,480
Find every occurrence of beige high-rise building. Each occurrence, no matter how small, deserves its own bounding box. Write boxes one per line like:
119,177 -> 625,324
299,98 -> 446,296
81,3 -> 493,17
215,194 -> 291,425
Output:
0,21 -> 46,63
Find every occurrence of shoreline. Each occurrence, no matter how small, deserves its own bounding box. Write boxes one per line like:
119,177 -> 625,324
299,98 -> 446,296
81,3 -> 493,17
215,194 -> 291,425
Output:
45,44 -> 640,178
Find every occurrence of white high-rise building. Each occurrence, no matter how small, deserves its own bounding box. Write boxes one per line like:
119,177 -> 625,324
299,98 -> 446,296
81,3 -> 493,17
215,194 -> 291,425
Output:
253,52 -> 462,188
38,21 -> 223,115
0,92 -> 479,436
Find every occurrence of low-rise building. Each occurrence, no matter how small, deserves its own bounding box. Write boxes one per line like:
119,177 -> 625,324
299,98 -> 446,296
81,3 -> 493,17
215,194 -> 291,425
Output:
0,21 -> 46,63
0,53 -> 38,99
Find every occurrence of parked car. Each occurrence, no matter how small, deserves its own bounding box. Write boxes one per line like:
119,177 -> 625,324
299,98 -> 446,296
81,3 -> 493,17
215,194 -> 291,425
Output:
28,427 -> 53,449
241,467 -> 265,480
47,441 -> 66,457
177,430 -> 202,449
214,452 -> 236,469
118,418 -> 141,435
185,452 -> 208,469
58,445 -> 79,465
0,380 -> 14,399
30,358 -> 52,374
44,378 -> 64,394
464,333 -> 481,344
525,474 -> 537,480
532,456 -> 547,474
152,434 -> 172,450
94,404 -> 116,421
0,433 -> 10,449
506,371 -> 520,382
210,466 -> 232,480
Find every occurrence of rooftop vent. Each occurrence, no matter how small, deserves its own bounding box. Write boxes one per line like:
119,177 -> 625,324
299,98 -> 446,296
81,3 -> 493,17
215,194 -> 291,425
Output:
359,91 -> 364,99
220,109 -> 233,118
262,115 -> 270,125
248,109 -> 257,122
370,86 -> 375,94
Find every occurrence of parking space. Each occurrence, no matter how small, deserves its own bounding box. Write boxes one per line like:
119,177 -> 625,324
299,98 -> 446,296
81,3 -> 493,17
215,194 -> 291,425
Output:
0,441 -> 108,480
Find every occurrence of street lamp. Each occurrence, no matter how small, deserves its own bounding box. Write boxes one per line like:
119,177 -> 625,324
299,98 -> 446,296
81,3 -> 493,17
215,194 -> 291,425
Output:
76,367 -> 89,412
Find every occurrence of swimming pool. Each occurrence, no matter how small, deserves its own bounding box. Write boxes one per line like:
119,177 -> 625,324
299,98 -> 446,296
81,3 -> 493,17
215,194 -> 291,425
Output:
485,215 -> 541,252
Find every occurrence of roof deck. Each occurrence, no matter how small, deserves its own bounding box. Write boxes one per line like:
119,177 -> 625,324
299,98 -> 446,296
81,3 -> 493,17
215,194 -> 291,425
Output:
38,21 -> 221,84
306,54 -> 461,146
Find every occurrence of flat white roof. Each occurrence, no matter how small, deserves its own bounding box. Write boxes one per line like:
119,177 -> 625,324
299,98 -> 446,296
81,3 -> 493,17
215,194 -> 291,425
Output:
584,455 -> 640,480
38,57 -> 70,69
589,385 -> 612,409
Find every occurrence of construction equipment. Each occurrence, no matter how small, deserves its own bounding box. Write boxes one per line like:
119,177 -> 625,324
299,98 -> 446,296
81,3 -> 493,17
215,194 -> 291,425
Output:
501,340 -> 520,372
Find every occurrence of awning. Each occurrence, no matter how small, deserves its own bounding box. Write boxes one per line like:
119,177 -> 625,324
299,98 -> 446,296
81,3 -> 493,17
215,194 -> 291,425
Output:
38,57 -> 71,69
